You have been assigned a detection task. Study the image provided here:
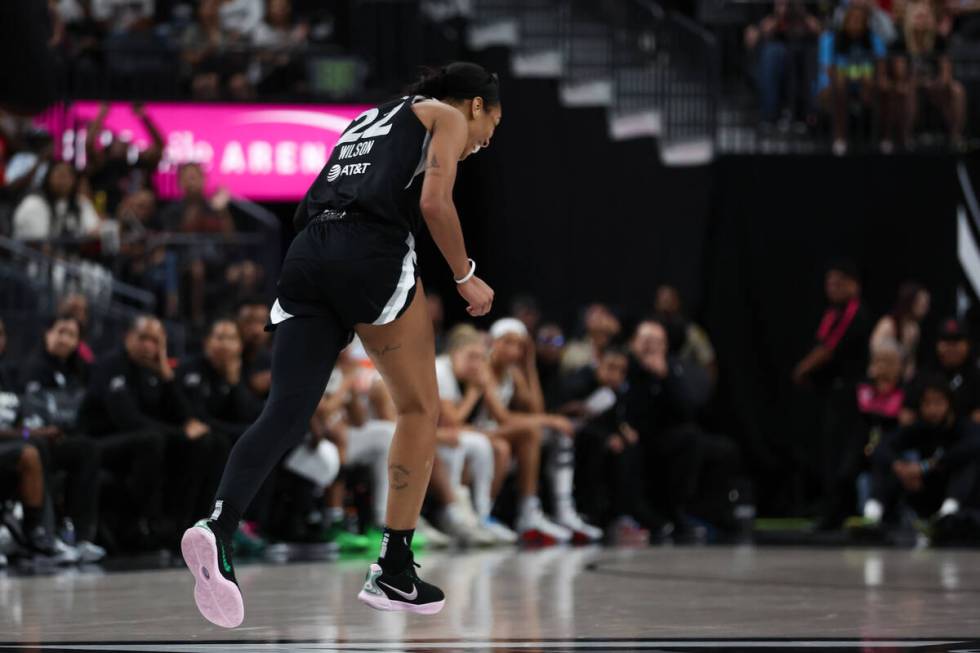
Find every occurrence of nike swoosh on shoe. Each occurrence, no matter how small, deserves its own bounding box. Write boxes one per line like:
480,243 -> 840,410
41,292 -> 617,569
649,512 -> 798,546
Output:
378,580 -> 418,601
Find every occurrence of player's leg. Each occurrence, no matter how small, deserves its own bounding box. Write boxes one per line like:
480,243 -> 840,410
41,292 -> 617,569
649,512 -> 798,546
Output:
353,282 -> 445,614
182,312 -> 347,628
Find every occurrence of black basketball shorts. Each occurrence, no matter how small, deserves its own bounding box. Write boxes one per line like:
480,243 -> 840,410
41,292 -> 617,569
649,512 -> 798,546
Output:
269,216 -> 418,333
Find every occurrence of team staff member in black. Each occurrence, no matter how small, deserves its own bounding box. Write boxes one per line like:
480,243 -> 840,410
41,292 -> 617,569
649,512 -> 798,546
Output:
79,316 -> 225,549
181,61 -> 500,627
178,318 -> 262,441
20,315 -> 104,562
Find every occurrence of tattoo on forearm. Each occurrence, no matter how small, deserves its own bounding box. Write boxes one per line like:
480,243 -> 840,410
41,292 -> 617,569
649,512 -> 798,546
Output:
390,464 -> 410,490
370,344 -> 402,358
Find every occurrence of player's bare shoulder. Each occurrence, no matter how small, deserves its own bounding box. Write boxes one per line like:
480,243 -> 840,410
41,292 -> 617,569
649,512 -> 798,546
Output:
410,99 -> 466,135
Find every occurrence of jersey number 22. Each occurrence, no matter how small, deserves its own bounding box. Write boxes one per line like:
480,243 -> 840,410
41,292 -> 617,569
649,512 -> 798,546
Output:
336,102 -> 406,145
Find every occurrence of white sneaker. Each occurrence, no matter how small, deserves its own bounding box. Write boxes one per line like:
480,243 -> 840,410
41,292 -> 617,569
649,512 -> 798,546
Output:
0,552 -> 6,568
482,517 -> 518,544
863,499 -> 883,525
939,498 -> 960,518
516,506 -> 572,546
416,516 -> 451,549
76,540 -> 107,563
0,525 -> 15,555
556,512 -> 603,544
51,538 -> 81,565
438,500 -> 495,547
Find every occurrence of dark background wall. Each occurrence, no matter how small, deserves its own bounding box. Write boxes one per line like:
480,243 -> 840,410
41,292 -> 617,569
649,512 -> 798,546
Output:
702,155 -> 959,512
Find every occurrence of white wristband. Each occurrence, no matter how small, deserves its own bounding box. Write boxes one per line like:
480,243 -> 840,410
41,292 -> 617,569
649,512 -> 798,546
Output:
454,258 -> 476,284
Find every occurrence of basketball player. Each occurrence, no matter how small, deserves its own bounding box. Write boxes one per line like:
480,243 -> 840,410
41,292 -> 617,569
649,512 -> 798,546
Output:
180,62 -> 500,627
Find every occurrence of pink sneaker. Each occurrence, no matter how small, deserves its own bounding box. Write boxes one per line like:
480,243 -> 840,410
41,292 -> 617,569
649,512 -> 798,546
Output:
181,521 -> 245,628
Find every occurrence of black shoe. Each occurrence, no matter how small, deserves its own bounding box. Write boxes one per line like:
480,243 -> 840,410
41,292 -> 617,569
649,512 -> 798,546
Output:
181,520 -> 244,628
358,556 -> 445,615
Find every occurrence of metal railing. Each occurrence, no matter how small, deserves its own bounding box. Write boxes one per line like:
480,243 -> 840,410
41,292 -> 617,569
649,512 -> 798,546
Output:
474,0 -> 720,148
0,235 -> 190,358
0,235 -> 154,310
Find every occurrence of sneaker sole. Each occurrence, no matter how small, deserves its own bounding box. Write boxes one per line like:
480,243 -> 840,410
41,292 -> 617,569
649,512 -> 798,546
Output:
181,526 -> 245,628
357,589 -> 445,615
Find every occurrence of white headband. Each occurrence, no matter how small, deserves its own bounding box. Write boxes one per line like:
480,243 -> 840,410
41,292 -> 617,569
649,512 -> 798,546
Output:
490,318 -> 528,340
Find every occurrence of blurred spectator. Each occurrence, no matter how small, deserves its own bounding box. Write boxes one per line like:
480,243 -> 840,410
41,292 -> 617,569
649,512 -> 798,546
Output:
793,261 -> 871,388
557,345 -> 650,538
50,0 -> 103,70
862,376 -> 980,526
178,317 -> 261,441
117,189 -> 179,319
220,0 -> 265,41
744,0 -> 821,127
435,323 -> 572,544
653,284 -> 718,384
871,282 -> 930,380
180,0 -> 253,99
57,293 -> 96,364
0,319 -> 79,562
817,5 -> 888,155
833,0 -> 898,45
12,161 -> 100,241
21,314 -> 90,394
90,0 -> 154,33
561,303 -> 621,373
535,322 -> 567,410
2,127 -> 53,199
251,0 -> 309,95
819,337 -> 906,529
85,102 -> 164,216
78,316 -> 224,547
158,162 -> 239,325
794,261 -> 871,499
237,298 -> 272,398
626,320 -> 742,537
0,437 -> 61,559
315,351 -> 400,550
18,314 -> 105,562
433,326 -> 515,545
906,318 -> 980,423
891,1 -> 966,148
488,318 -> 603,542
511,294 -> 542,335
158,163 -> 233,234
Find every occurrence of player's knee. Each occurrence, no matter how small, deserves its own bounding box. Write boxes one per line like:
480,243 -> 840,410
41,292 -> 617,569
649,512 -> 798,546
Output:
395,392 -> 440,427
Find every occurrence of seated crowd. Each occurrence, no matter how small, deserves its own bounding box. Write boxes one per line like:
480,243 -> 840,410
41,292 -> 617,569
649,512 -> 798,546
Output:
0,284 -> 749,565
743,0 -> 970,153
0,102 -> 266,330
794,261 -> 980,542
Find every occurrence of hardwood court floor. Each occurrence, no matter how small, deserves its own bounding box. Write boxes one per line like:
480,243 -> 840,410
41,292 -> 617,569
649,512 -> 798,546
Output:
1,546 -> 980,652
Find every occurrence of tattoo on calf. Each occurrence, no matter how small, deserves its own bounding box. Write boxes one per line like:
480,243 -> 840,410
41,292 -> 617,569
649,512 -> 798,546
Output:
390,464 -> 410,490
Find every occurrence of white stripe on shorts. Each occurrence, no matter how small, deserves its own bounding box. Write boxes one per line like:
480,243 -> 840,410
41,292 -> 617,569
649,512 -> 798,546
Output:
269,298 -> 294,325
373,233 -> 417,325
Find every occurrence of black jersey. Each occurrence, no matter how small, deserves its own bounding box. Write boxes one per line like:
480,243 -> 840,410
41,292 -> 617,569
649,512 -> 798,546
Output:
301,96 -> 432,234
